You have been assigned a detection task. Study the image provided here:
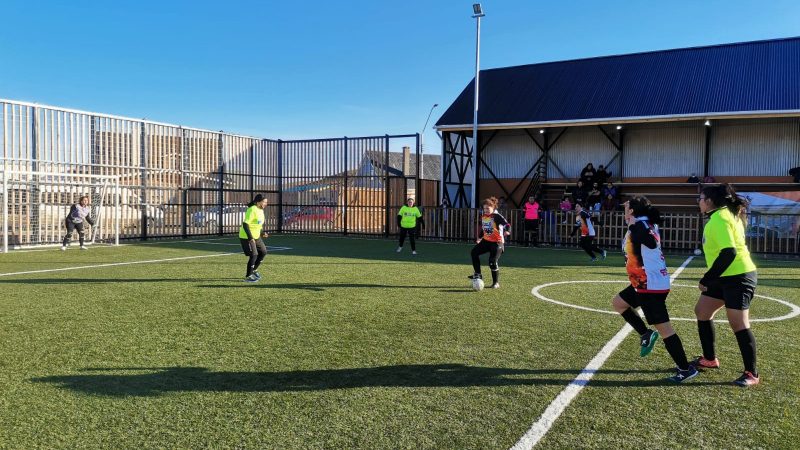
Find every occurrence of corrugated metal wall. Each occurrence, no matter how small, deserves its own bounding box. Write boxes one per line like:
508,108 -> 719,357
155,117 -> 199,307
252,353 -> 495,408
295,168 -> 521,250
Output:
624,122 -> 704,177
479,129 -> 542,178
710,118 -> 800,176
549,127 -> 618,179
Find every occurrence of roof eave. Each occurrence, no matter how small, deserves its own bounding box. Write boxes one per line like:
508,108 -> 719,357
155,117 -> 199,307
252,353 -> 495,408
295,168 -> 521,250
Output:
434,110 -> 800,131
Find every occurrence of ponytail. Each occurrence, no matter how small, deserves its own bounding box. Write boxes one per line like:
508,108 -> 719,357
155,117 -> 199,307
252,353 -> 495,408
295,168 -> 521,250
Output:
627,196 -> 662,225
701,183 -> 747,217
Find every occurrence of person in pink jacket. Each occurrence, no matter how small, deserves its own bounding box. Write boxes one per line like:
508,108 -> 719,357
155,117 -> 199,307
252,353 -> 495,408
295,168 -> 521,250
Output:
523,196 -> 541,247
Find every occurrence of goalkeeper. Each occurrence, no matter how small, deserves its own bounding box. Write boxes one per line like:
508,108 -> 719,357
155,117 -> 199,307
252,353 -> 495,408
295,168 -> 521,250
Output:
239,194 -> 270,282
61,196 -> 95,251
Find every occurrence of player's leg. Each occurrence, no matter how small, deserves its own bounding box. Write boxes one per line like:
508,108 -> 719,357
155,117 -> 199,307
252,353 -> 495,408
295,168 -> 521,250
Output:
612,285 -> 657,356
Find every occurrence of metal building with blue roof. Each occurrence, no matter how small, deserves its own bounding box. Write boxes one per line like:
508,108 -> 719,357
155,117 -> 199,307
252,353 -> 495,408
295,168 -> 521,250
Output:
435,37 -> 800,208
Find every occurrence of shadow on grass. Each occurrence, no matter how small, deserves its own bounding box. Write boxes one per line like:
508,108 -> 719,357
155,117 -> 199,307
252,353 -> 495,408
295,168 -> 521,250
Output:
31,364 -> 730,397
197,283 -> 456,291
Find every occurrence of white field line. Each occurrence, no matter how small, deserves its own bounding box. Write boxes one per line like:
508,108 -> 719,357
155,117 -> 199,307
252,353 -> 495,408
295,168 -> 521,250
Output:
512,256 -> 695,450
0,246 -> 292,278
5,237 -> 233,254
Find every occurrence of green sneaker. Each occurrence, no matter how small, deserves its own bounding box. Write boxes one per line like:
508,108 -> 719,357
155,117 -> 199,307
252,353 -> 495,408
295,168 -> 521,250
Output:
639,330 -> 659,357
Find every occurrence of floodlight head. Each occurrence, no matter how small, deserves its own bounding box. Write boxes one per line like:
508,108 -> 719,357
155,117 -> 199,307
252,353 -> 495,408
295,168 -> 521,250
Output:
616,125 -> 623,130
539,129 -> 545,134
473,4 -> 483,15
433,103 -> 439,108
704,120 -> 711,127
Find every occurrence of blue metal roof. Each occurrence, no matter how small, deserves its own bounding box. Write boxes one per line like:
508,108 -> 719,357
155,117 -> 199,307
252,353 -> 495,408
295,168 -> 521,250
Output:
435,37 -> 800,128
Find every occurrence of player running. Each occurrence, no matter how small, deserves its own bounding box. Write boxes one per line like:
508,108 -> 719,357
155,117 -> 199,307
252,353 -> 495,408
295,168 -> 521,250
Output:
239,194 -> 269,283
693,184 -> 760,387
467,197 -> 510,289
611,196 -> 698,383
570,202 -> 606,261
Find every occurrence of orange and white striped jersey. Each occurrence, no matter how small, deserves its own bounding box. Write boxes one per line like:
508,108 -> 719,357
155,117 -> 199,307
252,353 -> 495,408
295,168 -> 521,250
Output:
622,218 -> 670,293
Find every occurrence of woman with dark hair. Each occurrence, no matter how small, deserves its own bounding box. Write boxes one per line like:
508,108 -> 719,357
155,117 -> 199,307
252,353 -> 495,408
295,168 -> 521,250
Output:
579,163 -> 596,185
239,194 -> 269,282
467,197 -> 510,289
570,202 -> 606,262
693,184 -> 760,387
611,196 -> 698,383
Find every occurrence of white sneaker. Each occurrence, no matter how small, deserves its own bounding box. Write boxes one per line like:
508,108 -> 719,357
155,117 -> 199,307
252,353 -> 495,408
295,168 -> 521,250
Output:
412,251 -> 417,255
60,246 -> 67,251
80,246 -> 88,250
489,283 -> 500,289
396,247 -> 402,253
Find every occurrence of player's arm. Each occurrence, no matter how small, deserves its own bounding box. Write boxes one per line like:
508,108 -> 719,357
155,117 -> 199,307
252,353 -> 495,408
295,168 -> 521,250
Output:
630,222 -> 657,249
700,248 -> 736,286
494,213 -> 511,235
699,221 -> 736,287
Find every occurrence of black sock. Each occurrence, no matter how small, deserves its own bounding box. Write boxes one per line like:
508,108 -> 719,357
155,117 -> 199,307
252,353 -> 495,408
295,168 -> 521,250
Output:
663,334 -> 690,370
620,308 -> 649,335
491,270 -> 499,285
735,328 -> 757,376
697,320 -> 716,360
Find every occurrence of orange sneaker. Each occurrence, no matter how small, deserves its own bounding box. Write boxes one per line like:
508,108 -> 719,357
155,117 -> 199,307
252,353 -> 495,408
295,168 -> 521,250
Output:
690,356 -> 720,370
734,371 -> 760,387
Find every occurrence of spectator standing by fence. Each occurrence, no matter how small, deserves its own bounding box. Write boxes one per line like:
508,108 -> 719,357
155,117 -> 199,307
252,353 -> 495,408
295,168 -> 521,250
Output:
523,196 -> 541,247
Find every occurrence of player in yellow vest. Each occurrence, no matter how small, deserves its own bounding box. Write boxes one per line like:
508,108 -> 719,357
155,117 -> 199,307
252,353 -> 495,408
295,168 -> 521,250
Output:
693,184 -> 759,387
396,197 -> 423,255
239,194 -> 269,282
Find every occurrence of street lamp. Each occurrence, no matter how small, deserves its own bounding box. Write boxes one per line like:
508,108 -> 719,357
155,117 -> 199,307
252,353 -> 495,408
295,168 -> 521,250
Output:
420,103 -> 438,187
470,3 -> 484,208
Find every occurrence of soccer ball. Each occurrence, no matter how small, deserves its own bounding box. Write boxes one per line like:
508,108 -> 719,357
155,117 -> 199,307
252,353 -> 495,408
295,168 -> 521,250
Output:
472,278 -> 485,291
693,248 -> 702,256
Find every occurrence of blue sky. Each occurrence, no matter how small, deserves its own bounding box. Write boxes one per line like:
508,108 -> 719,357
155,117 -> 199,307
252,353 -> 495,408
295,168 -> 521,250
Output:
1,0 -> 799,152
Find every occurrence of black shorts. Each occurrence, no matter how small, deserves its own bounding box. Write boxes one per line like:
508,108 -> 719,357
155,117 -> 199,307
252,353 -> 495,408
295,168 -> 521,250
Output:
240,238 -> 267,256
703,271 -> 757,310
618,284 -> 670,325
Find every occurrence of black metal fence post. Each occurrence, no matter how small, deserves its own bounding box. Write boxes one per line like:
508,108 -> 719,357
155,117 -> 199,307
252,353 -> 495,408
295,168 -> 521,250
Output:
384,134 -> 390,237
277,139 -> 283,233
140,122 -> 148,240
218,132 -> 224,236
343,137 -> 348,235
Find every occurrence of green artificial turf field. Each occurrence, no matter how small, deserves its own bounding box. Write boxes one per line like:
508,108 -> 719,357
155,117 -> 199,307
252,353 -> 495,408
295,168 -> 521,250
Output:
1,235 -> 798,449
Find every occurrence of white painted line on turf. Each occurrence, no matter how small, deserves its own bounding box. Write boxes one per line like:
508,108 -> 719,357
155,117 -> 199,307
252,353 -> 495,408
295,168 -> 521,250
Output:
512,256 -> 695,450
0,246 -> 292,278
4,237 -> 234,253
532,281 -> 800,323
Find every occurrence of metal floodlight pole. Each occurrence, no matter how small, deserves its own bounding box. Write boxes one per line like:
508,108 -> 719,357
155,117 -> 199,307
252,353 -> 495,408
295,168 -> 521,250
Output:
420,103 -> 438,190
470,4 -> 484,209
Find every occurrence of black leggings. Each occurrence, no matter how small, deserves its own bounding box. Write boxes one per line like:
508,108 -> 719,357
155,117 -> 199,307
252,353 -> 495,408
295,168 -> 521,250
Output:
579,235 -> 603,258
62,221 -> 86,246
399,227 -> 416,251
240,238 -> 267,277
471,239 -> 502,276
524,219 -> 540,246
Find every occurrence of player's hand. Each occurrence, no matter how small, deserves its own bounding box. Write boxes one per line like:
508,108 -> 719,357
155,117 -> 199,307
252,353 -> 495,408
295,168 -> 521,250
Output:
261,232 -> 269,239
475,238 -> 481,244
504,231 -> 510,236
698,283 -> 708,292
249,238 -> 256,243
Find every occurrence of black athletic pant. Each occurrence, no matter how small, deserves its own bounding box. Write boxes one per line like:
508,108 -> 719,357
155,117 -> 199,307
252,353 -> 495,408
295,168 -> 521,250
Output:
579,235 -> 603,258
524,219 -> 540,246
399,227 -> 416,251
471,240 -> 502,284
62,220 -> 86,246
240,238 -> 267,277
